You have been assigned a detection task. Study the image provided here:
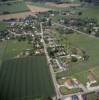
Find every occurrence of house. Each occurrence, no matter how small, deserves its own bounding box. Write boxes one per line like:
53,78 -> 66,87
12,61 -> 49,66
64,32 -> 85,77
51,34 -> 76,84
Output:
86,70 -> 97,88
64,79 -> 75,89
87,71 -> 96,82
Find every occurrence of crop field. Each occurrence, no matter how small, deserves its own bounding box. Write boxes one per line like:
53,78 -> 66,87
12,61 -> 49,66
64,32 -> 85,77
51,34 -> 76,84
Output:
0,12 -> 34,21
31,2 -> 80,11
2,39 -> 32,60
0,1 -> 29,14
27,5 -> 50,13
0,56 -> 55,100
0,41 -> 7,67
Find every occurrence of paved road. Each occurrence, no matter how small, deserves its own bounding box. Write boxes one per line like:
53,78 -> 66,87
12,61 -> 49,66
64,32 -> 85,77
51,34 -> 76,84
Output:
40,23 -> 62,99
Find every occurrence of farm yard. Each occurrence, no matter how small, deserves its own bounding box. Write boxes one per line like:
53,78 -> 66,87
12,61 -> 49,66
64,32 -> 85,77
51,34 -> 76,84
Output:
0,56 -> 55,100
0,1 -> 29,15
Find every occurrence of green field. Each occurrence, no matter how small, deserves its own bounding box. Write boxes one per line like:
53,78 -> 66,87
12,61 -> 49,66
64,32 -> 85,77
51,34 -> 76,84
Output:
80,6 -> 99,23
0,56 -> 55,100
63,33 -> 99,72
0,41 -> 7,66
52,5 -> 99,24
31,0 -> 80,11
0,22 -> 9,31
2,39 -> 32,60
0,1 -> 29,14
31,2 -> 61,11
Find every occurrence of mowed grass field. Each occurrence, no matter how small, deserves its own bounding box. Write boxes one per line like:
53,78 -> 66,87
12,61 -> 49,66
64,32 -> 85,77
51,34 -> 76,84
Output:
2,39 -> 32,60
0,1 -> 29,14
0,56 -> 55,100
56,33 -> 99,84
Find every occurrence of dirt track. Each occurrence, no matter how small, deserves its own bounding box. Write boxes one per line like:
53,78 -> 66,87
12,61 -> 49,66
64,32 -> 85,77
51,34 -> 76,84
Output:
27,5 -> 50,13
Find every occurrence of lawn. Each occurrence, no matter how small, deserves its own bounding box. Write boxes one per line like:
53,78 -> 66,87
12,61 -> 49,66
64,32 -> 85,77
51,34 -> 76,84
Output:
2,39 -> 32,60
59,86 -> 80,95
85,92 -> 98,100
0,1 -> 29,14
0,56 -> 55,100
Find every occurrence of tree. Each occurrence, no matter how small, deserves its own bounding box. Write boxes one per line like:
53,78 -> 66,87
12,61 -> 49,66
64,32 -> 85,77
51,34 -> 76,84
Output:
95,32 -> 99,37
48,18 -> 52,26
71,56 -> 78,62
78,12 -> 82,16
